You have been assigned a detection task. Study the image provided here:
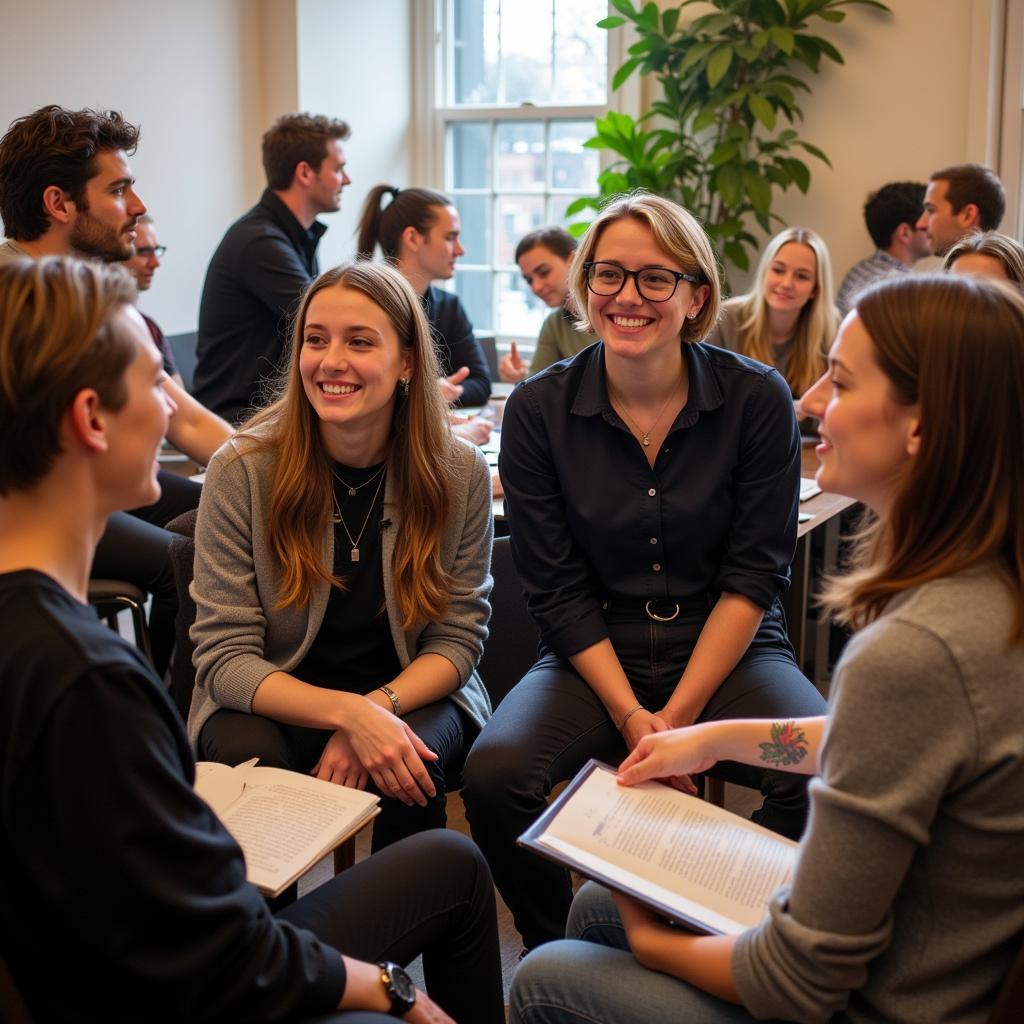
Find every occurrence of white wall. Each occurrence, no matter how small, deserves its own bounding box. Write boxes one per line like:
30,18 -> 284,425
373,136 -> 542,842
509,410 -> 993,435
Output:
0,0 -> 264,334
296,0 -> 413,271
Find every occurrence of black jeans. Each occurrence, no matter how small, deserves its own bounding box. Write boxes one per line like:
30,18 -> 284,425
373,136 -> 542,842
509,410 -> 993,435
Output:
461,601 -> 827,950
282,829 -> 505,1023
92,471 -> 202,676
201,698 -> 472,853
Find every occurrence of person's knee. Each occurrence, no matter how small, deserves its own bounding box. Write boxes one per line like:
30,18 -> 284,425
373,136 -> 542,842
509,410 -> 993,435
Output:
510,942 -> 583,1022
566,882 -> 621,942
405,829 -> 494,899
461,731 -> 533,811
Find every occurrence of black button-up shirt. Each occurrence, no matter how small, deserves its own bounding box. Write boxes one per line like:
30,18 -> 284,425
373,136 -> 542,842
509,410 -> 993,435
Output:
498,340 -> 800,659
421,286 -> 492,408
194,189 -> 327,423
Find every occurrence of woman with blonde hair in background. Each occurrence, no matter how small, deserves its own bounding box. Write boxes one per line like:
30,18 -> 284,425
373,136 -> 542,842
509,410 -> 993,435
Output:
188,261 -> 493,853
710,226 -> 837,424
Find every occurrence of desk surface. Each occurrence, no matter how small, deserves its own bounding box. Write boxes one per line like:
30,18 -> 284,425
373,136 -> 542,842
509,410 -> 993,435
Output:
797,445 -> 857,539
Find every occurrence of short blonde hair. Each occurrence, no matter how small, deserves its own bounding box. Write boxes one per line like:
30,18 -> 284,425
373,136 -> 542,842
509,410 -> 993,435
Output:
569,191 -> 721,344
944,230 -> 1024,288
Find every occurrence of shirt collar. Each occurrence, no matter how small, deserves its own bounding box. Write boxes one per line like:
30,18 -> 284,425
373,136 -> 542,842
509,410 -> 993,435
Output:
872,249 -> 905,270
571,341 -> 725,431
258,188 -> 328,250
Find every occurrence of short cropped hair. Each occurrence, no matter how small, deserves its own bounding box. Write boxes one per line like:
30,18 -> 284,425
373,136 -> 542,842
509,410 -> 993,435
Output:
0,105 -> 140,242
931,163 -> 1006,232
569,190 -> 721,344
514,226 -> 577,263
863,182 -> 926,249
261,113 -> 350,191
0,257 -> 138,494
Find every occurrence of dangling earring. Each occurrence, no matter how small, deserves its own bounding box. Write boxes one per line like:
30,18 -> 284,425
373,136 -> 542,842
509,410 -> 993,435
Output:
399,377 -> 410,396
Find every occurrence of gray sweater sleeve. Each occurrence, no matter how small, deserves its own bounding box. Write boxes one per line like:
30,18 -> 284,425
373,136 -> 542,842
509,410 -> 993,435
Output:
732,616 -> 978,1022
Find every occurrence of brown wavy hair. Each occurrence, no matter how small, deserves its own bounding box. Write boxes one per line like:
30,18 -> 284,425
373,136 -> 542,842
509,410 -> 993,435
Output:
241,262 -> 457,627
356,184 -> 452,261
943,230 -> 1024,288
261,113 -> 350,191
0,105 -> 140,241
820,274 -> 1024,641
0,257 -> 137,495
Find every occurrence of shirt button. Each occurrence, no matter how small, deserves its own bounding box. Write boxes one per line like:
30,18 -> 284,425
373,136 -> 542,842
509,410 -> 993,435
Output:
653,563 -> 662,571
649,537 -> 658,545
648,488 -> 656,497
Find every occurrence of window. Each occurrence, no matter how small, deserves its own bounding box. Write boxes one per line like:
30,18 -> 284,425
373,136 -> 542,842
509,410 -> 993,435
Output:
416,1 -> 635,342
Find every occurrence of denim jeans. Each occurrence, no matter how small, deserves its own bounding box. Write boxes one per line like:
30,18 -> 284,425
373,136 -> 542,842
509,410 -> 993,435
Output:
462,601 -> 826,949
509,882 -> 769,1024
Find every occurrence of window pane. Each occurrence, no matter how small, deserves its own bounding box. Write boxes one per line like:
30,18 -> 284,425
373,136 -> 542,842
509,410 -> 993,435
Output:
455,270 -> 493,332
553,0 -> 608,104
452,0 -> 499,104
501,0 -> 554,104
496,122 -> 545,191
450,122 -> 491,189
549,120 -> 599,191
496,195 -> 545,265
548,194 -> 589,228
496,270 -> 547,337
452,194 -> 491,265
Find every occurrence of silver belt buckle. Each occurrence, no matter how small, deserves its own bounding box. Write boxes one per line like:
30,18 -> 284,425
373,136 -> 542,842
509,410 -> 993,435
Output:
645,599 -> 680,622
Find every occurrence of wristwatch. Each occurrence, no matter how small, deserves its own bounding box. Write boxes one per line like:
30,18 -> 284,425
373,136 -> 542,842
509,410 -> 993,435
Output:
377,960 -> 416,1017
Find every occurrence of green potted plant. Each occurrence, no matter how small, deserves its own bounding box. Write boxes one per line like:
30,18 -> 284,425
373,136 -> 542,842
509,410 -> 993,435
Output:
569,0 -> 890,275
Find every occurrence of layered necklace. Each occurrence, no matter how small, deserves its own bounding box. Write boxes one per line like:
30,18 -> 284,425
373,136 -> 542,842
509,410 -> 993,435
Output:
330,463 -> 387,563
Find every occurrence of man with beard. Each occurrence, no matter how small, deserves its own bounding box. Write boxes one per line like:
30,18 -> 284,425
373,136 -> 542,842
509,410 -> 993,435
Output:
0,105 -> 231,679
0,105 -> 145,262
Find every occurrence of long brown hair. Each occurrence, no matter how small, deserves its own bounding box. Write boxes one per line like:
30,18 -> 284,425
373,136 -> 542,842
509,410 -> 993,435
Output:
242,262 -> 457,628
820,274 -> 1024,640
736,227 -> 835,397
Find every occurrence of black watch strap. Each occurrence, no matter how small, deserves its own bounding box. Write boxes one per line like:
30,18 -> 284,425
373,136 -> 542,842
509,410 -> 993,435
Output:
377,961 -> 416,1017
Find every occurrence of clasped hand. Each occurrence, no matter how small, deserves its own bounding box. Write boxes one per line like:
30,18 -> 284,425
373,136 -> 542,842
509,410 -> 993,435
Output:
311,698 -> 438,806
617,722 -> 716,796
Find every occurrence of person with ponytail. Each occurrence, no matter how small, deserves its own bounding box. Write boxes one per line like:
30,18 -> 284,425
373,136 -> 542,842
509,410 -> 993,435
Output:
510,273 -> 1024,1024
187,261 -> 493,853
357,185 -> 492,407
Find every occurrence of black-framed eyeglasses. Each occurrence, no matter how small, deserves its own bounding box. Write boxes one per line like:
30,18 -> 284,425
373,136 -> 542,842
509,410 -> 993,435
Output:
136,245 -> 167,258
583,260 -> 702,302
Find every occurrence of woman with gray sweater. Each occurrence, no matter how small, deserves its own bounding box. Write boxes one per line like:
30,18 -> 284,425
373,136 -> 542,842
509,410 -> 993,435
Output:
188,262 -> 492,852
510,273 -> 1024,1023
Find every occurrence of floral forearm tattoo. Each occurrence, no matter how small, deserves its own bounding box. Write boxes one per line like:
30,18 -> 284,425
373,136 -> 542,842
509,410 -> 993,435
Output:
759,720 -> 808,767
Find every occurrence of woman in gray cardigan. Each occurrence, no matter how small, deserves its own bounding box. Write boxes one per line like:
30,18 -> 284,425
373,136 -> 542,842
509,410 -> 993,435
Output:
510,273 -> 1024,1023
188,261 -> 493,852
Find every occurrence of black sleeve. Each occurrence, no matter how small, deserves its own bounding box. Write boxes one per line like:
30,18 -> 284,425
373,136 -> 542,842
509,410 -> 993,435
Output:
439,296 -> 492,407
22,668 -> 346,1021
241,232 -> 316,321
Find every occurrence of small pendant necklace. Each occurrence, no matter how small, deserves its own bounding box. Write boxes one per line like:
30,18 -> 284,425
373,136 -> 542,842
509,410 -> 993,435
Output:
608,380 -> 681,448
331,461 -> 386,497
332,468 -> 387,562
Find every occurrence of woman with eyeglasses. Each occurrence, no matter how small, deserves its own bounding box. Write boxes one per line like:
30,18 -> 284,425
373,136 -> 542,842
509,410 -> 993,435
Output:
462,192 -> 826,953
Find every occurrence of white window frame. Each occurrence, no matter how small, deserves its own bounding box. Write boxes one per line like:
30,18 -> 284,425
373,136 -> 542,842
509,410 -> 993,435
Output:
411,0 -> 639,347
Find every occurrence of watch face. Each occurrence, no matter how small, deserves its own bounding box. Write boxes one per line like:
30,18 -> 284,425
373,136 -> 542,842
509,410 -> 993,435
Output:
389,964 -> 416,1004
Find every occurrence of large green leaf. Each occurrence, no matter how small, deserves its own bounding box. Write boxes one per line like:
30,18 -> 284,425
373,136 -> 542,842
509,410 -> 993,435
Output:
748,93 -> 777,130
724,240 -> 750,271
797,140 -> 832,166
597,16 -> 626,29
706,45 -> 734,88
742,167 -> 772,215
612,57 -> 644,91
781,157 -> 811,191
679,40 -> 718,72
771,26 -> 796,53
715,163 -> 743,208
662,7 -> 680,36
709,141 -> 740,166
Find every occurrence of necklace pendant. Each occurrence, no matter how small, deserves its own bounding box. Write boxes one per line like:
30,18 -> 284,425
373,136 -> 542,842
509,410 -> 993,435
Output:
347,487 -> 356,497
642,435 -> 651,447
350,547 -> 360,563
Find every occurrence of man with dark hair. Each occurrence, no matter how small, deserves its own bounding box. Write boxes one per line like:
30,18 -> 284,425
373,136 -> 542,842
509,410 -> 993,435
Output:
193,113 -> 351,423
917,162 -> 1007,256
836,181 -> 929,315
0,104 -> 145,261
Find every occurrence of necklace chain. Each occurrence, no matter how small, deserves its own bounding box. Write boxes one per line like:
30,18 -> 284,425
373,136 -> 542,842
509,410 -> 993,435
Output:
607,380 -> 681,448
331,468 -> 387,562
331,462 -> 386,497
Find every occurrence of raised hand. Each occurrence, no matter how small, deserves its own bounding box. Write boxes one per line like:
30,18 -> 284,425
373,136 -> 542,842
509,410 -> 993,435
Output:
439,366 -> 470,402
498,340 -> 527,382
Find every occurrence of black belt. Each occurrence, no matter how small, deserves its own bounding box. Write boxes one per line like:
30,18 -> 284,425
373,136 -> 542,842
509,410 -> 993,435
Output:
601,595 -> 713,622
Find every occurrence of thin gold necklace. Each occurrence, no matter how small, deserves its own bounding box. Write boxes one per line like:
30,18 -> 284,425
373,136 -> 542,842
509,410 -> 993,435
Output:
607,380 -> 681,448
331,462 -> 386,497
331,468 -> 387,562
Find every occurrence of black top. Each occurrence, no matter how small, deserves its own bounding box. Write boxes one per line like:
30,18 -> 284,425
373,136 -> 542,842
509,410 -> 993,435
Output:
142,312 -> 179,378
498,341 -> 800,659
293,463 -> 401,691
422,285 -> 492,407
193,189 -> 327,424
0,570 -> 346,1021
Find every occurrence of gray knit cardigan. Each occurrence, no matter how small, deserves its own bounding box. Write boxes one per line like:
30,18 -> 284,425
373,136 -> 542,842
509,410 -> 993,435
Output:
186,432 -> 493,750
